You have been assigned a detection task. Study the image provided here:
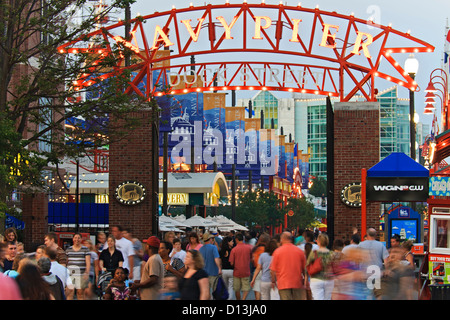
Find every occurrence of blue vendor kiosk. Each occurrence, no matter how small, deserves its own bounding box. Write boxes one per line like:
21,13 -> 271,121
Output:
387,205 -> 422,245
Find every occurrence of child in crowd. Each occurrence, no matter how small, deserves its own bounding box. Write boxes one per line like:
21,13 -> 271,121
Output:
103,267 -> 137,300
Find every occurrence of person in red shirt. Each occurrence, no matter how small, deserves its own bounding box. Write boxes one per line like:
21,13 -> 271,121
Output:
270,231 -> 307,300
229,233 -> 253,300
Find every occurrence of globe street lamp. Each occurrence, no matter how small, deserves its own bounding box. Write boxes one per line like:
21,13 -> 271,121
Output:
404,54 -> 419,161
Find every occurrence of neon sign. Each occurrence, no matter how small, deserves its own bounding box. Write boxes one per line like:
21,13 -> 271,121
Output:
151,16 -> 375,59
58,3 -> 435,102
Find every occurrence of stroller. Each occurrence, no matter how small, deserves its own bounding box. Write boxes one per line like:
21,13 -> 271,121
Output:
96,271 -> 113,299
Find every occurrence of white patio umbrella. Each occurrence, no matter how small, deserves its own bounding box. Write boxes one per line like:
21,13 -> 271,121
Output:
183,215 -> 220,228
159,215 -> 190,228
171,214 -> 187,222
208,215 -> 249,231
159,223 -> 184,233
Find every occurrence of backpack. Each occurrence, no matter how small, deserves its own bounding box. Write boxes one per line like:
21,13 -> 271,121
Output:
212,275 -> 229,300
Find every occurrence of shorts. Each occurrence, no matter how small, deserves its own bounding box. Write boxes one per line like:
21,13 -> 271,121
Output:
68,268 -> 89,290
233,276 -> 250,292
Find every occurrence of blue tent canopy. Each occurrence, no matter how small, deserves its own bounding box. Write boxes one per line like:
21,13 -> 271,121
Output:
367,152 -> 429,177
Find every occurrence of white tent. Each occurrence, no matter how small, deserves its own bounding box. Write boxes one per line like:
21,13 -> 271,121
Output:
183,215 -> 220,228
159,215 -> 190,228
206,215 -> 249,231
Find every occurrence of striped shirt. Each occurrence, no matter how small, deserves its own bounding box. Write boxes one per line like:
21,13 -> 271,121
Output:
66,245 -> 89,274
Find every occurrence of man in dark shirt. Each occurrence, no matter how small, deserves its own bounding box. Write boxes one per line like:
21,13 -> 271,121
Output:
3,242 -> 17,272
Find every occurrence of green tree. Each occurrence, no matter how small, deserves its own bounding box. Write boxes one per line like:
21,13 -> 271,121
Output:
0,0 -> 157,215
236,189 -> 282,229
309,176 -> 327,197
285,196 -> 315,230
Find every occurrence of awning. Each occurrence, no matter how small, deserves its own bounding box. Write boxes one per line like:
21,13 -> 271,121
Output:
158,172 -> 229,197
367,152 -> 429,177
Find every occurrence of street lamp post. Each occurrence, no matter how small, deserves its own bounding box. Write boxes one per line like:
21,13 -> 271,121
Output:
404,54 -> 419,161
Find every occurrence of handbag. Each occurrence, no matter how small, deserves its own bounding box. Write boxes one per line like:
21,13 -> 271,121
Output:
306,251 -> 322,276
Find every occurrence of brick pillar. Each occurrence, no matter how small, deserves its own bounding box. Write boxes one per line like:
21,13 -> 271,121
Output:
333,102 -> 381,242
22,192 -> 48,251
108,111 -> 156,241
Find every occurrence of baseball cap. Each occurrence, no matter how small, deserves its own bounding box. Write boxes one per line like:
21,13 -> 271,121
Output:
143,236 -> 160,248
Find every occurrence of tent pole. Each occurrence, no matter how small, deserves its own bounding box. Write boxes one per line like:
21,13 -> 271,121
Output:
361,168 -> 367,239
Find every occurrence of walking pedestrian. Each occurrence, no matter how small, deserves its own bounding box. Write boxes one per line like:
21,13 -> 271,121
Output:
251,233 -> 270,300
159,241 -> 185,279
3,241 -> 17,272
220,236 -> 234,300
16,262 -> 54,300
99,235 -> 124,274
186,232 -> 203,251
83,239 -> 99,299
199,232 -> 222,292
178,249 -> 210,300
342,233 -> 360,255
38,257 -> 66,300
44,246 -> 74,298
229,233 -> 253,300
66,233 -> 91,300
103,226 -> 135,281
297,230 -> 319,252
44,232 -> 67,266
96,232 -> 107,252
131,236 -> 164,300
123,227 -> 144,282
306,233 -> 335,300
170,238 -> 186,263
402,240 -> 415,268
4,227 -> 18,244
382,246 -> 415,300
3,252 -> 27,278
358,228 -> 389,299
270,232 -> 307,300
251,239 -> 278,300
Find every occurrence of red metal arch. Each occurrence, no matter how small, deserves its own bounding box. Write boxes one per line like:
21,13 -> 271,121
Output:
58,3 -> 434,101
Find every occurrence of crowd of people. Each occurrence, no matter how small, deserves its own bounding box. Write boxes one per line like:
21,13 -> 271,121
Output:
0,224 -> 418,300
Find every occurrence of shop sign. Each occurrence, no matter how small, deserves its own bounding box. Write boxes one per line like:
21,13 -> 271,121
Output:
158,193 -> 189,205
429,254 -> 450,284
429,176 -> 450,197
366,177 -> 429,202
340,182 -> 362,207
114,181 -> 146,205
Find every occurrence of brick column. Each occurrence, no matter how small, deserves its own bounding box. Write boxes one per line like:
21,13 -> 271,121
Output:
333,102 -> 381,242
22,192 -> 48,251
108,111 -> 156,241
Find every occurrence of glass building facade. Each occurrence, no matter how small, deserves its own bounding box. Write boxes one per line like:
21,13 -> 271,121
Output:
238,87 -> 426,179
378,87 -> 411,160
251,90 -> 279,129
307,104 -> 328,178
294,87 -> 420,178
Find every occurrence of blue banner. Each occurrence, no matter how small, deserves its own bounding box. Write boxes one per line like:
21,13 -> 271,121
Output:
5,214 -> 25,230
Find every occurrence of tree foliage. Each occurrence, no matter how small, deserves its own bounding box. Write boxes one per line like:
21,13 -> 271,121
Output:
285,196 -> 315,230
236,189 -> 283,229
308,176 -> 327,197
0,0 -> 160,213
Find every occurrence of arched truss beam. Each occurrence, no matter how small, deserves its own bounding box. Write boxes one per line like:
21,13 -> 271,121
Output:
58,3 -> 434,102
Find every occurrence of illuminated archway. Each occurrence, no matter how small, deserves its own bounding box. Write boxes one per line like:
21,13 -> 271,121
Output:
59,2 -> 434,102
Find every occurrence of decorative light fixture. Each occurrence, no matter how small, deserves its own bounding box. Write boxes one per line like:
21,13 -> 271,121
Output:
404,54 -> 419,76
425,81 -> 437,92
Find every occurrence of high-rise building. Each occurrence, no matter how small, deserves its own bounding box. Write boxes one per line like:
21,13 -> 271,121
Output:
239,86 -> 427,179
